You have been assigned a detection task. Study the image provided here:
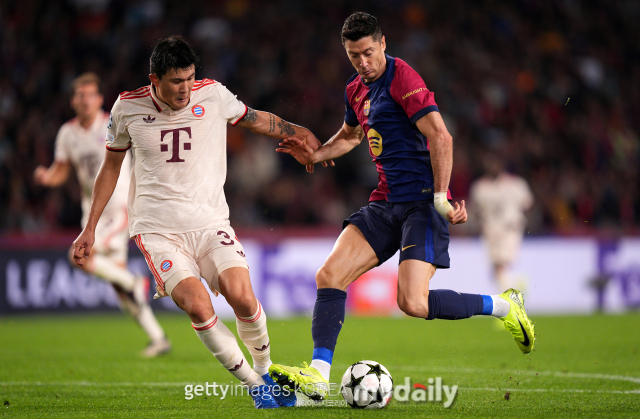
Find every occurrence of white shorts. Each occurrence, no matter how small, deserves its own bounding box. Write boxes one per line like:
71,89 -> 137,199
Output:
92,206 -> 129,265
133,225 -> 249,297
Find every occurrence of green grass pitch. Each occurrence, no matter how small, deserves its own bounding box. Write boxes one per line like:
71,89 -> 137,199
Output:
1,312 -> 639,418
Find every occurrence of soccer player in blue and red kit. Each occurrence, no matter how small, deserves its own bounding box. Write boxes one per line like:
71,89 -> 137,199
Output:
270,12 -> 536,400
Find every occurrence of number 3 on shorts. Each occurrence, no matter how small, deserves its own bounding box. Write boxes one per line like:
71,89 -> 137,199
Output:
217,230 -> 234,246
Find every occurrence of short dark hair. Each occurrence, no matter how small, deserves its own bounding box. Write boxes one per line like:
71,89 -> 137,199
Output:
341,12 -> 382,45
150,35 -> 200,79
71,72 -> 101,95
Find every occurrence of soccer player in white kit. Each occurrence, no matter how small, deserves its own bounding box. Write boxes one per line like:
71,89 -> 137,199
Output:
72,36 -> 323,409
34,73 -> 170,358
470,155 -> 534,292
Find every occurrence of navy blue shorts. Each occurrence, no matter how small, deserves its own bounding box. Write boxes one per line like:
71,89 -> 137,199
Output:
343,200 -> 450,268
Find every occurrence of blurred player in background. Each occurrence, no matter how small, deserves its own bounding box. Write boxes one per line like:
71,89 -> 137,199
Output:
34,73 -> 170,358
270,12 -> 536,400
470,154 -> 534,293
71,36 -> 327,409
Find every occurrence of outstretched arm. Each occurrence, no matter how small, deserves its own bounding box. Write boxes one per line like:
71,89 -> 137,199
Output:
236,107 -> 331,170
34,161 -> 71,187
415,112 -> 466,225
277,122 -> 364,173
72,149 -> 126,266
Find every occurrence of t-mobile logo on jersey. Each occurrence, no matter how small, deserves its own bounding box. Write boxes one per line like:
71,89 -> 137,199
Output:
160,127 -> 192,162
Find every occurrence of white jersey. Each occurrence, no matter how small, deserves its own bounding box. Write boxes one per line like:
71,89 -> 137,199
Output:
54,111 -> 130,226
105,79 -> 247,236
470,172 -> 533,237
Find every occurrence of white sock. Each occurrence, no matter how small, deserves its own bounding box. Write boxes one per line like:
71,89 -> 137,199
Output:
236,300 -> 272,376
193,315 -> 264,388
310,359 -> 331,381
90,254 -> 136,291
491,295 -> 511,318
135,304 -> 166,342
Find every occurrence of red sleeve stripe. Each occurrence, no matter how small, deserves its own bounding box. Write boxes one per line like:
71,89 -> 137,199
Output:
106,144 -> 132,152
236,302 -> 262,323
121,86 -> 149,96
192,317 -> 218,331
231,105 -> 248,126
134,235 -> 166,292
192,81 -> 217,91
121,93 -> 150,100
194,78 -> 216,86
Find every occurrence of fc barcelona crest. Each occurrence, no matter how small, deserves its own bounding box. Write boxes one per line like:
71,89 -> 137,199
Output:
364,100 -> 370,116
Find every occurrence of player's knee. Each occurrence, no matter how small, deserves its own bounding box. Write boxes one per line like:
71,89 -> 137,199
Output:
231,292 -> 256,313
397,297 -> 429,319
316,265 -> 342,289
182,292 -> 213,322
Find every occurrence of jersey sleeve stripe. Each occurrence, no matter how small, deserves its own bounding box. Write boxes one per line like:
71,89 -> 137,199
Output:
121,88 -> 150,98
121,93 -> 150,100
409,105 -> 439,125
106,144 -> 132,152
121,86 -> 148,95
192,81 -> 217,91
230,104 -> 248,126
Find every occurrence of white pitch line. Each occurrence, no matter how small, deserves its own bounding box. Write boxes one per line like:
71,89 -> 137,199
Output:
332,365 -> 640,385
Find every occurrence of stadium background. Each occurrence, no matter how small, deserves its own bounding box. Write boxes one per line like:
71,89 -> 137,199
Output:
0,0 -> 639,316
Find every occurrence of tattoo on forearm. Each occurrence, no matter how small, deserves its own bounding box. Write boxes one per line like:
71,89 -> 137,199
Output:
277,120 -> 296,137
242,107 -> 258,123
269,114 -> 276,133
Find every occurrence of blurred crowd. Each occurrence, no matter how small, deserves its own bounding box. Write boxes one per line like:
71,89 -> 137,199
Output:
0,0 -> 639,235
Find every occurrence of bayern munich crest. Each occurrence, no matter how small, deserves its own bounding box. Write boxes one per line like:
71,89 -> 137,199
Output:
160,260 -> 173,272
191,105 -> 205,117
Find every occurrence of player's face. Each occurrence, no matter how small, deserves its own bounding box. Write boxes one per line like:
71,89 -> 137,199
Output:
150,65 -> 196,110
344,36 -> 387,83
71,83 -> 103,121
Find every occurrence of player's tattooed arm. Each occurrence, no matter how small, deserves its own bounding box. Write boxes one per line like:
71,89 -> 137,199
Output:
239,108 -> 300,139
237,107 -> 332,170
242,107 -> 258,123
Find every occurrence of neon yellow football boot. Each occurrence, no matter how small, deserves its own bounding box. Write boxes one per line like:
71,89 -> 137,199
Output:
269,362 -> 329,400
499,288 -> 535,354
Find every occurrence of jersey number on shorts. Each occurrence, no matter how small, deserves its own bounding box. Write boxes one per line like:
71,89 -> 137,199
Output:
160,127 -> 192,163
217,230 -> 235,246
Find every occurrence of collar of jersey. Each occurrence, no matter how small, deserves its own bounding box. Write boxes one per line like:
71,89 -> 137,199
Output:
150,84 -> 170,113
361,54 -> 393,87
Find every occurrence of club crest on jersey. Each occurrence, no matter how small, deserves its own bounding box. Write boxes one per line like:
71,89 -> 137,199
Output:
191,105 -> 205,117
160,260 -> 173,272
364,100 -> 371,116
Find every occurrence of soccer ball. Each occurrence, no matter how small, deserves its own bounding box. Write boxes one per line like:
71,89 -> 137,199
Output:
340,360 -> 393,409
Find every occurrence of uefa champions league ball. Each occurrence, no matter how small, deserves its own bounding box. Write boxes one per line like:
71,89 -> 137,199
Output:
340,360 -> 393,409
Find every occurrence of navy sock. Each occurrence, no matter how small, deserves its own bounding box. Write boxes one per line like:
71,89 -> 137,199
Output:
426,289 -> 484,320
311,288 -> 347,364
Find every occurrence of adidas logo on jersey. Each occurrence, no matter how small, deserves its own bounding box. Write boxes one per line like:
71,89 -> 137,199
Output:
143,115 -> 156,123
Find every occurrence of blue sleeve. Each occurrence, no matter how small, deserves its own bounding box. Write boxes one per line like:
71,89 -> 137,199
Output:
344,90 -> 359,127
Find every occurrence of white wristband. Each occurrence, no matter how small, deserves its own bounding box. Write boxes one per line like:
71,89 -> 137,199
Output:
434,192 -> 454,219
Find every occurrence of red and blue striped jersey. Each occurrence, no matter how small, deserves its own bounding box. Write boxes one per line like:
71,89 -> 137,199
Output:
345,55 -> 450,202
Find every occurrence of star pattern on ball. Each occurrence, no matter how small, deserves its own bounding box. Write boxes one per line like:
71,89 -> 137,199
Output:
365,362 -> 385,379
